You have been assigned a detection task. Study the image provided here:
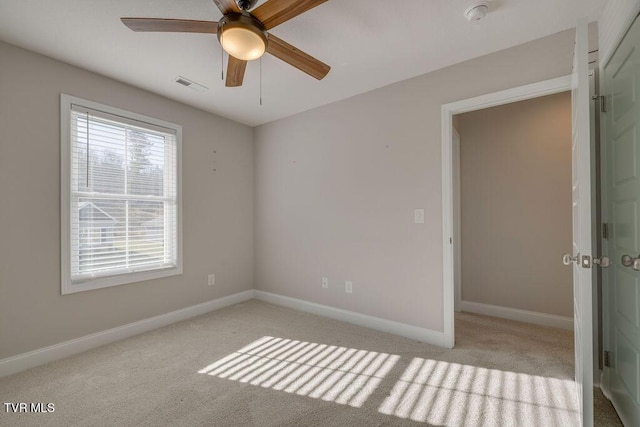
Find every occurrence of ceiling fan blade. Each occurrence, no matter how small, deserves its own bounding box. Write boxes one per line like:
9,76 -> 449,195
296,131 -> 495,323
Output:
121,18 -> 218,33
226,56 -> 248,87
212,0 -> 241,15
266,33 -> 330,80
252,0 -> 327,30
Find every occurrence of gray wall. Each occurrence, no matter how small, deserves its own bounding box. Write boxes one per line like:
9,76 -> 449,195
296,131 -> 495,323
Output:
457,92 -> 573,317
0,41 -> 254,359
254,29 -> 576,332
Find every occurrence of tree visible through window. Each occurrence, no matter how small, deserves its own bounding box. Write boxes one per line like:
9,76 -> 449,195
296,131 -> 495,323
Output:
61,95 -> 181,294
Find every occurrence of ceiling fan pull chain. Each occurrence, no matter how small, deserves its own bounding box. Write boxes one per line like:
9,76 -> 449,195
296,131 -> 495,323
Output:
220,22 -> 224,81
86,111 -> 90,188
259,57 -> 262,105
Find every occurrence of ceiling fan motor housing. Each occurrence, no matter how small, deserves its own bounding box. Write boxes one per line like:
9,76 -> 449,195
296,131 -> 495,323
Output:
217,13 -> 268,42
237,0 -> 259,11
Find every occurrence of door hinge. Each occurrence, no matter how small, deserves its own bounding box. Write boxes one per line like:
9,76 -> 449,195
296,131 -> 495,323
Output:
600,95 -> 607,112
604,350 -> 611,367
602,223 -> 609,239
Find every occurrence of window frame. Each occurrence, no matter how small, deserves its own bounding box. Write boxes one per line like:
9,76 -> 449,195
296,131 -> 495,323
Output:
60,94 -> 183,295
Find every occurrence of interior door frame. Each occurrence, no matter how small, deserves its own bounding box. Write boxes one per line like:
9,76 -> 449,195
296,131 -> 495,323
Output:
453,127 -> 462,313
440,75 -> 572,348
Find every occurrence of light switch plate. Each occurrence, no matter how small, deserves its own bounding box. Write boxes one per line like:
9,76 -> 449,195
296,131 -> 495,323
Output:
414,209 -> 425,224
345,281 -> 353,294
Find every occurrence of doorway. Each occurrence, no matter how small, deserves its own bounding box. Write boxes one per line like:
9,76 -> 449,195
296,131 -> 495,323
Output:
453,92 -> 574,330
440,57 -> 601,425
440,75 -> 573,348
442,70 -> 620,424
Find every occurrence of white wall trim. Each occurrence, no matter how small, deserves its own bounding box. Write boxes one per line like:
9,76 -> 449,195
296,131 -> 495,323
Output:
441,75 -> 572,349
443,75 -> 573,116
452,127 -> 461,314
255,290 -> 445,346
593,369 -> 602,388
0,290 -> 255,378
461,300 -> 574,331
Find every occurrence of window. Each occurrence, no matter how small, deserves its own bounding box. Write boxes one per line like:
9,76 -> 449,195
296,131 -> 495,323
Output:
61,95 -> 182,294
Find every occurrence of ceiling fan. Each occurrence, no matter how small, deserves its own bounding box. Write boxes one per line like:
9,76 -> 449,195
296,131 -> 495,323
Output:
121,0 -> 331,87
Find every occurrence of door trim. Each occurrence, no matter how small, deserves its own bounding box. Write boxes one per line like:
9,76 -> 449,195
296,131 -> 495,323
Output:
440,75 -> 572,348
453,127 -> 461,313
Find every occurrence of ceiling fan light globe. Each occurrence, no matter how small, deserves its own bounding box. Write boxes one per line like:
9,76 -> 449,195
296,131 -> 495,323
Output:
217,13 -> 268,61
221,27 -> 266,60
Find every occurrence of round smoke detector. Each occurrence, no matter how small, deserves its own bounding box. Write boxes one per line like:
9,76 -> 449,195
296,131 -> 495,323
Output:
464,1 -> 490,22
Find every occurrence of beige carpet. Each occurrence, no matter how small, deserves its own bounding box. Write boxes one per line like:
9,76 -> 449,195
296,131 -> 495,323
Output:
0,300 -> 623,426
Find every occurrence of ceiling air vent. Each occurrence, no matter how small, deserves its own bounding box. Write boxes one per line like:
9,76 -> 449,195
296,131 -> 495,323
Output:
175,76 -> 208,92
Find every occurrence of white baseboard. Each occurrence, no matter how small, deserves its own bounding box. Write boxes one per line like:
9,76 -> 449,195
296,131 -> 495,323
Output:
255,290 -> 445,347
1,288 -> 450,378
600,370 -> 612,401
593,369 -> 601,388
0,290 -> 255,378
461,300 -> 573,330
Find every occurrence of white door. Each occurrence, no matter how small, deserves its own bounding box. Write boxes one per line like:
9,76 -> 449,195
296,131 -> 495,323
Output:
570,19 -> 594,427
602,14 -> 640,426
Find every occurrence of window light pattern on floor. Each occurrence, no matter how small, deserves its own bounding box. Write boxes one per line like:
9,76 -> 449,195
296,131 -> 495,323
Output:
200,338 -> 579,425
378,357 -> 578,426
198,336 -> 399,408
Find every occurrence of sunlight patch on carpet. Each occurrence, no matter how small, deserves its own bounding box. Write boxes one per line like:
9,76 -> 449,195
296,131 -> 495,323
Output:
378,357 -> 578,425
199,336 -> 399,408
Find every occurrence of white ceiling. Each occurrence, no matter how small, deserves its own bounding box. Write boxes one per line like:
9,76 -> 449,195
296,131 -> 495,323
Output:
0,0 -> 605,126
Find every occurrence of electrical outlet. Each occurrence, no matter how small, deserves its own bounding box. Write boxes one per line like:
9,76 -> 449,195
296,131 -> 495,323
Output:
208,274 -> 215,286
345,281 -> 353,294
322,277 -> 329,289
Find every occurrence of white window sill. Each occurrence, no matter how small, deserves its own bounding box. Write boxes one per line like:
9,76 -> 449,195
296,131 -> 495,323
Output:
61,266 -> 182,295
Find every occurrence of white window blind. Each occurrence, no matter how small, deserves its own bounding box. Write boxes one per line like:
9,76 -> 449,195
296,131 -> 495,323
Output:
61,96 -> 181,293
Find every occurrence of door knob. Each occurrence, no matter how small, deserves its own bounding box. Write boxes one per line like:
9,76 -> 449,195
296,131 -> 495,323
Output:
562,253 -> 579,265
593,256 -> 611,268
621,254 -> 640,271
